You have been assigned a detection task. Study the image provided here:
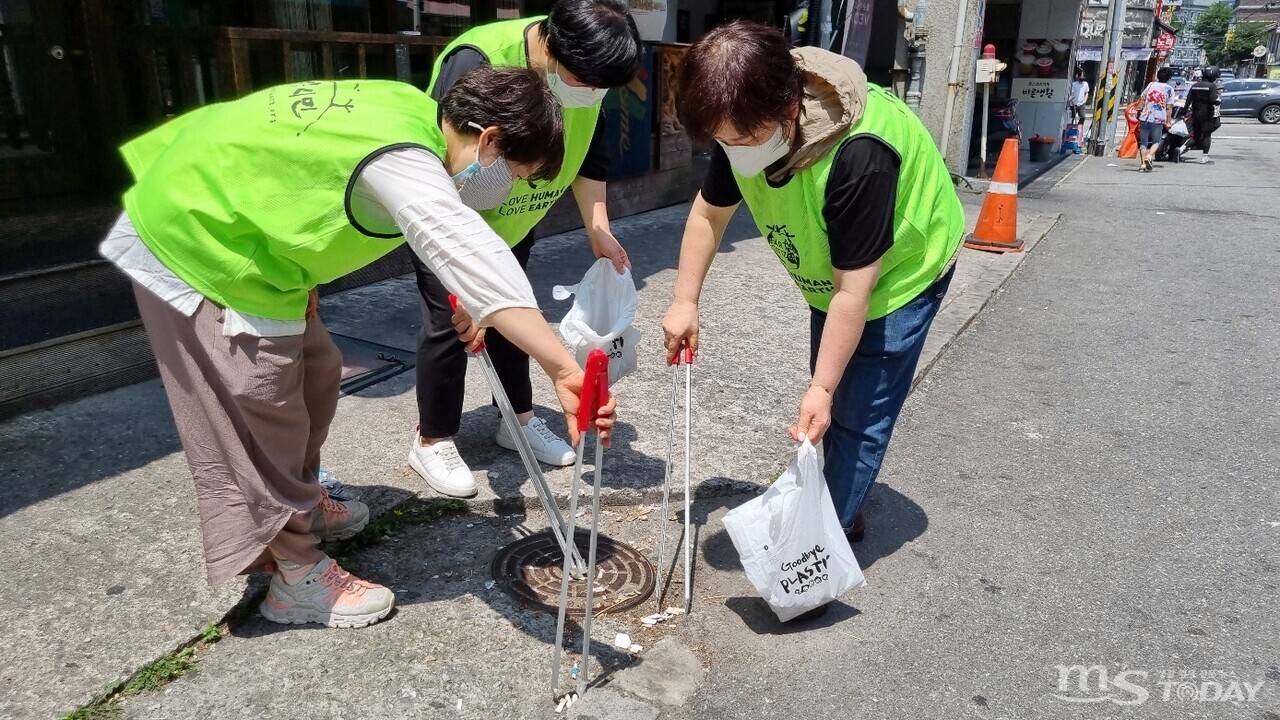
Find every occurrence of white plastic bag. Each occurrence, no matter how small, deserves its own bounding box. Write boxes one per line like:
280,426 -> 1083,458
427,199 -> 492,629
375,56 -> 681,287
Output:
552,258 -> 640,384
1170,119 -> 1189,137
722,438 -> 867,622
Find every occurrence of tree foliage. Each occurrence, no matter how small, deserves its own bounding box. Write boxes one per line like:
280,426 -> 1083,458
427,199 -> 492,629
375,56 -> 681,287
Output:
1192,2 -> 1234,65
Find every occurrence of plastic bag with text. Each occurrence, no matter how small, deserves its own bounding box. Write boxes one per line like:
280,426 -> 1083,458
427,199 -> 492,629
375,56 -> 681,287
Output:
552,258 -> 640,384
722,438 -> 867,621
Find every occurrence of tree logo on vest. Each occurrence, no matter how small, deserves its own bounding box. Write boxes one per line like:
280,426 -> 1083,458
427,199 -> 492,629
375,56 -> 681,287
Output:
267,81 -> 359,136
766,224 -> 800,269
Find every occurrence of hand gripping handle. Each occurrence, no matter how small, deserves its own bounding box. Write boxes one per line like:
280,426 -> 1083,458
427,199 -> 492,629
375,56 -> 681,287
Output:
668,340 -> 695,366
447,294 -> 486,352
576,349 -> 610,435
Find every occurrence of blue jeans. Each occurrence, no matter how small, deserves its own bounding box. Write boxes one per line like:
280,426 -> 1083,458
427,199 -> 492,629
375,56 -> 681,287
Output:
1139,121 -> 1164,149
809,268 -> 953,531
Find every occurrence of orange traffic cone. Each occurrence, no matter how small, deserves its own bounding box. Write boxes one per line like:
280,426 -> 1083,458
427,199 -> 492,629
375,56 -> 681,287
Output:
964,137 -> 1023,253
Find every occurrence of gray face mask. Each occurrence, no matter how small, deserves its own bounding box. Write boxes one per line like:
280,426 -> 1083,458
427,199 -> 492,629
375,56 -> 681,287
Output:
452,122 -> 515,210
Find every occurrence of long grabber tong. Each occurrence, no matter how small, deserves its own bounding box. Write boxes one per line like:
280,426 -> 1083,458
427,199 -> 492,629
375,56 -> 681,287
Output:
551,349 -> 611,702
449,295 -> 584,573
655,342 -> 694,615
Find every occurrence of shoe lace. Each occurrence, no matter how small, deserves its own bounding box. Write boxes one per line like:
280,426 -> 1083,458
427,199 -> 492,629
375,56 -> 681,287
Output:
319,562 -> 365,597
437,443 -> 466,472
529,418 -> 559,444
319,494 -> 350,519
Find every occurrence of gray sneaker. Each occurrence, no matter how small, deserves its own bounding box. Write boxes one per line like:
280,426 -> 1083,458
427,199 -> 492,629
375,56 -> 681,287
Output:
310,494 -> 369,542
259,557 -> 394,629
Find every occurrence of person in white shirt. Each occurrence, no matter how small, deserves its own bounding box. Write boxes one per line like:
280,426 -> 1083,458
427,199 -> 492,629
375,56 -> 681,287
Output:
1070,71 -> 1090,124
1137,67 -> 1175,172
100,67 -> 617,629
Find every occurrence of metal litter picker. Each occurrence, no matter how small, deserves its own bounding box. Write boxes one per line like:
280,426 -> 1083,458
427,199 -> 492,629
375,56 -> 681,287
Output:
448,295 -> 584,573
655,343 -> 694,615
551,348 -> 611,702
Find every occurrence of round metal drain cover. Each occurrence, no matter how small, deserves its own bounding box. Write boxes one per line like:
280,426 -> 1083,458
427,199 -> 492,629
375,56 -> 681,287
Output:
491,530 -> 654,618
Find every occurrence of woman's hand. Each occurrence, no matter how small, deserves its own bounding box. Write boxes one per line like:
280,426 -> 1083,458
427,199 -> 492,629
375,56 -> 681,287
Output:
553,369 -> 617,448
589,229 -> 631,274
305,289 -> 320,320
451,303 -> 486,353
790,383 -> 834,443
662,300 -> 700,364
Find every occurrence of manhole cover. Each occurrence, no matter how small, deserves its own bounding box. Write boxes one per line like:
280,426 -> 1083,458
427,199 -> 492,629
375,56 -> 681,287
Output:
491,529 -> 654,618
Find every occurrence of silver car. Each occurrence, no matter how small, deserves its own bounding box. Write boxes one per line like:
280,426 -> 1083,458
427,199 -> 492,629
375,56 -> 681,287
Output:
1219,79 -> 1280,124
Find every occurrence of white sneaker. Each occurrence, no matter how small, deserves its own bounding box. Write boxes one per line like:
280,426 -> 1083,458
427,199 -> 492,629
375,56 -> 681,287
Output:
496,416 -> 575,466
408,435 -> 478,498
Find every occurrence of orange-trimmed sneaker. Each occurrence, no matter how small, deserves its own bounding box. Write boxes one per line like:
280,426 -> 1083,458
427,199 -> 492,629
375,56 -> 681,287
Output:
310,494 -> 369,542
259,557 -> 394,629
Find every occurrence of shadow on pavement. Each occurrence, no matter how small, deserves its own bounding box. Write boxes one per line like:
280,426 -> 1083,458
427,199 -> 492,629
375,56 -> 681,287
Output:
724,596 -> 863,635
223,509 -> 641,685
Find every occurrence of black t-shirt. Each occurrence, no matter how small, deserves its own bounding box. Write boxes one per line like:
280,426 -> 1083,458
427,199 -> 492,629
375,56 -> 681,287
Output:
701,137 -> 900,270
430,47 -> 610,182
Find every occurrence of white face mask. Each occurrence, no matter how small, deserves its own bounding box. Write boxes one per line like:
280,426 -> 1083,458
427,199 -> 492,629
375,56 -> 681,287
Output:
546,62 -> 608,108
718,126 -> 790,178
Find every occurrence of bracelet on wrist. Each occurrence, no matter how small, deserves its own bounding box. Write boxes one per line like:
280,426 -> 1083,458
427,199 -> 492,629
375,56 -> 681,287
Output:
809,381 -> 833,395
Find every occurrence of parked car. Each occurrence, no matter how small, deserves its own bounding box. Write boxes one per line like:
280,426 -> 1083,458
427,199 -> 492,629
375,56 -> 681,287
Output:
1218,70 -> 1236,82
1169,75 -> 1190,99
1219,79 -> 1280,124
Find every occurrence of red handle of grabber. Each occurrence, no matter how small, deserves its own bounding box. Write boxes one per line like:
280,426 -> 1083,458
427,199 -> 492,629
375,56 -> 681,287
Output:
669,341 -> 695,366
447,294 -> 485,352
576,348 -> 610,435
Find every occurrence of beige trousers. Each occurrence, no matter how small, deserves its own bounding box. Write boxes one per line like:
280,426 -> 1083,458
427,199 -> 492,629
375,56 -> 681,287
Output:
134,284 -> 340,584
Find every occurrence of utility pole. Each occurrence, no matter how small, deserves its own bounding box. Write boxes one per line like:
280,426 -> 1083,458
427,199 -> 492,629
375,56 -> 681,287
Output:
1091,0 -> 1129,155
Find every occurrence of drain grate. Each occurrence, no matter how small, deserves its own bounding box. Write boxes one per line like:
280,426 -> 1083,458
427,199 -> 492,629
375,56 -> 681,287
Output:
491,530 -> 654,618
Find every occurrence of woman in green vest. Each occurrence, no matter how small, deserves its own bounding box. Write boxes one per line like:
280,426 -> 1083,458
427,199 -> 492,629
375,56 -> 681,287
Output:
405,0 -> 641,499
100,66 -> 616,629
662,23 -> 964,607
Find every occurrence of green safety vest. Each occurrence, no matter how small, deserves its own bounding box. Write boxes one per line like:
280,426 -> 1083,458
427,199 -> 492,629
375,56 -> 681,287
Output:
429,17 -> 601,246
121,80 -> 446,320
735,85 -> 965,319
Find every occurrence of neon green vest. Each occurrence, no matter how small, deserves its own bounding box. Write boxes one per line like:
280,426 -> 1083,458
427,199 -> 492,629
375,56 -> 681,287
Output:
121,80 -> 445,320
429,17 -> 601,246
735,85 -> 964,319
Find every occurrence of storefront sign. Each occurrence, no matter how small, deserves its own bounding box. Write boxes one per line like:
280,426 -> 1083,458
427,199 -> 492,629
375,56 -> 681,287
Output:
1155,32 -> 1175,52
602,44 -> 654,180
1012,78 -> 1070,102
840,0 -> 876,65
1078,8 -> 1156,48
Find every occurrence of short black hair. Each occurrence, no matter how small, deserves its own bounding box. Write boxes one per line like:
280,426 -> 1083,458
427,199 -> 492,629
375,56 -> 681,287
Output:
542,0 -> 642,89
440,66 -> 564,183
1157,67 -> 1174,82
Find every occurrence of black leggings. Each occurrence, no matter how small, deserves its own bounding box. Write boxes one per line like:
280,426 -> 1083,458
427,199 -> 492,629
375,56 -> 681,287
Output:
410,234 -> 535,439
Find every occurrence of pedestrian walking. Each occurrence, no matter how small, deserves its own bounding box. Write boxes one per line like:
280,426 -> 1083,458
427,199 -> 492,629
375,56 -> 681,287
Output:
1070,71 -> 1090,125
661,22 -> 964,618
1137,68 -> 1175,172
99,67 -> 616,629
406,0 -> 641,499
1184,66 -> 1222,165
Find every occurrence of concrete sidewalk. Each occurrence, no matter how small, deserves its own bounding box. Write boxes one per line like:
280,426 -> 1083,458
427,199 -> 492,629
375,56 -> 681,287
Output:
0,190 -> 1057,719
